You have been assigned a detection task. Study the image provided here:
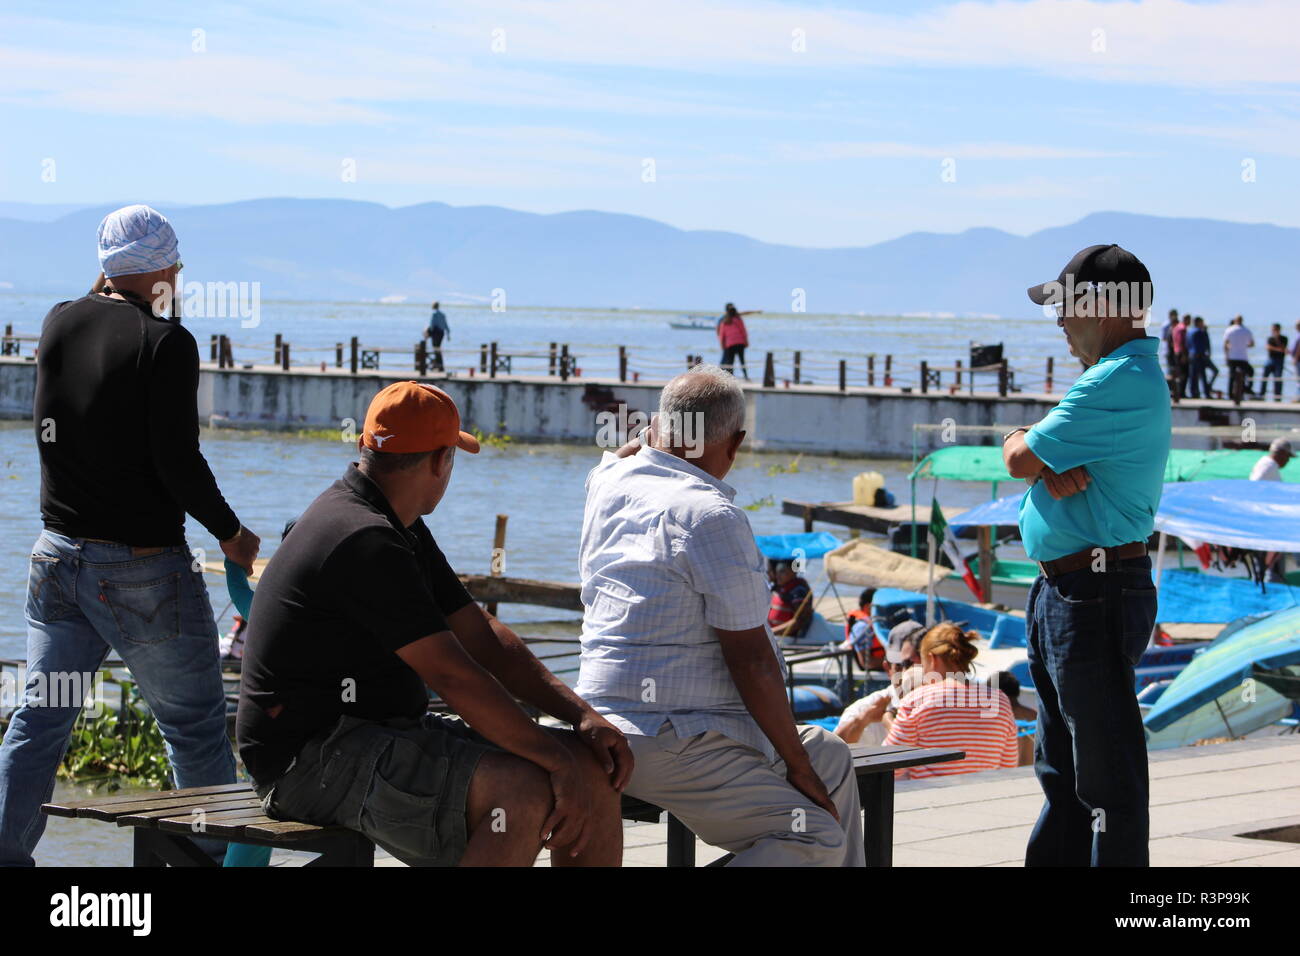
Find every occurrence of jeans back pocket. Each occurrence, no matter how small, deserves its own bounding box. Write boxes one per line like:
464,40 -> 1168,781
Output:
99,572 -> 183,645
28,555 -> 77,622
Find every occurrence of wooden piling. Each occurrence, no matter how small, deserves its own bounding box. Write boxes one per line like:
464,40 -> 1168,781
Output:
998,359 -> 1009,397
549,342 -> 557,377
867,354 -> 875,387
618,345 -> 627,383
560,344 -> 570,381
838,359 -> 846,392
884,355 -> 893,387
274,333 -> 283,366
763,352 -> 776,388
489,342 -> 499,379
1045,356 -> 1054,393
350,337 -> 359,375
415,340 -> 428,375
793,351 -> 802,384
280,342 -> 290,371
335,342 -> 343,369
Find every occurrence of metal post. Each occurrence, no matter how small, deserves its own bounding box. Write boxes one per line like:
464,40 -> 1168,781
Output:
1045,356 -> 1054,393
487,514 -> 507,618
618,346 -> 627,383
350,337 -> 358,375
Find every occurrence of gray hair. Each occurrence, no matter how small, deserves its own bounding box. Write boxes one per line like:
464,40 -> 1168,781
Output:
656,364 -> 746,448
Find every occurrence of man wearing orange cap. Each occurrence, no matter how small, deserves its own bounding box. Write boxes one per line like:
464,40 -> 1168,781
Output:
236,382 -> 631,866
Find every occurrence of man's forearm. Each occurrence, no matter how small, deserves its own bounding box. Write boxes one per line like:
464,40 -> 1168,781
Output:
1002,428 -> 1045,480
479,616 -> 590,725
720,633 -> 812,770
449,604 -> 590,725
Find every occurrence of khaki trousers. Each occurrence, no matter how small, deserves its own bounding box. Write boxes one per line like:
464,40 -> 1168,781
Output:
626,723 -> 865,866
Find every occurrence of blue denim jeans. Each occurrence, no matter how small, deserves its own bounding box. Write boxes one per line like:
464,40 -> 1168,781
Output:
1024,556 -> 1156,867
0,531 -> 236,866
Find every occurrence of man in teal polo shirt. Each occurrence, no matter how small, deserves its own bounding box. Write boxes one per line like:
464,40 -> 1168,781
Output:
1003,244 -> 1170,867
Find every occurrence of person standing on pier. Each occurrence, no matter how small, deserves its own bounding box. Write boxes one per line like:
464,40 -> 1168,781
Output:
1007,244 -> 1169,867
426,301 -> 449,372
0,205 -> 261,867
717,303 -> 756,379
576,365 -> 864,866
1223,315 -> 1255,399
1262,323 -> 1288,401
1187,317 -> 1213,399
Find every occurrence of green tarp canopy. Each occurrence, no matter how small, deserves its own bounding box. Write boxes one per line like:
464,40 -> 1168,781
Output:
910,445 -> 1298,484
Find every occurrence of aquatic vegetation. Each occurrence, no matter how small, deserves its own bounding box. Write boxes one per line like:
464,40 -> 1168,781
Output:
767,455 -> 803,476
55,677 -> 171,790
743,494 -> 775,511
472,426 -> 514,450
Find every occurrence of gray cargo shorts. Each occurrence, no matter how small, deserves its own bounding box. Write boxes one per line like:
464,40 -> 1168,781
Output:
256,712 -> 496,866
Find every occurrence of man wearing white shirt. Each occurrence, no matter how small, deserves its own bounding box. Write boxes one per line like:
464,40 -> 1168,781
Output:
576,365 -> 864,866
1223,316 -> 1256,399
1250,438 -> 1292,481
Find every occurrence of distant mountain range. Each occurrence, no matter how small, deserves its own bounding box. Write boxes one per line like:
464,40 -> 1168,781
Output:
1,199 -> 1296,319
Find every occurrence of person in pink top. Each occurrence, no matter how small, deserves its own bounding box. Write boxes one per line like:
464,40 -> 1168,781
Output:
883,622 -> 1019,779
716,302 -> 759,380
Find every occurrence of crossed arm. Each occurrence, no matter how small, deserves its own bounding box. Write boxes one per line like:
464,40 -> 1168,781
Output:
1002,428 -> 1092,499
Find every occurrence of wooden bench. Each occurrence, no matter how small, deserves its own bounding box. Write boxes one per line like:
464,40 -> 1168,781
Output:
42,744 -> 961,867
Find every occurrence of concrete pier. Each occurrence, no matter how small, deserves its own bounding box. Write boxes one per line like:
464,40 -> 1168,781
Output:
2,358 -> 1296,457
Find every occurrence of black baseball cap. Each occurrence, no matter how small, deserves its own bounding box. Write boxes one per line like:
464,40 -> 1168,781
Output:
1027,243 -> 1153,311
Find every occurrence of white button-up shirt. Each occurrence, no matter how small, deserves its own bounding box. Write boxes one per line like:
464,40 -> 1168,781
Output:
575,446 -> 785,761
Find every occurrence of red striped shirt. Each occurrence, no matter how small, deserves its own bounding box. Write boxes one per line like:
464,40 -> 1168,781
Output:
883,679 -> 1019,779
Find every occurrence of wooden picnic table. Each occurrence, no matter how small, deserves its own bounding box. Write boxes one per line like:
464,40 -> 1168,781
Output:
42,743 -> 961,867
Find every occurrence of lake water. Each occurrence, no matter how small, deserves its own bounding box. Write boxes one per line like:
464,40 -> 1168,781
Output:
0,292 -> 1086,388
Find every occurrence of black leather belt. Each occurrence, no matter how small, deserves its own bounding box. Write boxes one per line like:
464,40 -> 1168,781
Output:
1038,541 -> 1147,578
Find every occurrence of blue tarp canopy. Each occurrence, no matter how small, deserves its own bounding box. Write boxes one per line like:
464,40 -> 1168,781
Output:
1154,480 -> 1300,552
754,531 -> 842,562
1143,605 -> 1300,734
947,492 -> 1026,529
1156,569 -> 1300,623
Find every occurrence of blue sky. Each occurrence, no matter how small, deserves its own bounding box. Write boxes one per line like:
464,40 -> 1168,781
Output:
2,0 -> 1298,246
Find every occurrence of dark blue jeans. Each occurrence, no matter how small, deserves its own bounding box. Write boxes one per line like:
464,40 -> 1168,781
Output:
0,532 -> 235,866
1024,556 -> 1156,867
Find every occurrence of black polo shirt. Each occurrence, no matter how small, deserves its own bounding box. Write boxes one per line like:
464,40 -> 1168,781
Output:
236,463 -> 474,785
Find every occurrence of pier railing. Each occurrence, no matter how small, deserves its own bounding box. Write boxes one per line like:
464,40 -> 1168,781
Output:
199,332 -> 1076,396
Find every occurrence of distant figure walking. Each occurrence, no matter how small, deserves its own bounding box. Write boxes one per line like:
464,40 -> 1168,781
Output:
1224,315 -> 1255,401
427,301 -> 449,372
1188,317 -> 1217,399
1262,323 -> 1288,401
1171,314 -> 1191,397
717,303 -> 758,379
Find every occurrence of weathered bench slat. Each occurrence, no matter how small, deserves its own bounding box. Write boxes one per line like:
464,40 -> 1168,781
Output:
43,782 -> 252,816
75,789 -> 266,821
115,798 -> 263,824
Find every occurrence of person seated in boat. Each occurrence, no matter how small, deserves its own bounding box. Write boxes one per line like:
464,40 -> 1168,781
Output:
841,587 -> 882,669
834,620 -> 924,746
767,561 -> 813,639
236,381 -> 631,867
576,365 -> 864,866
884,622 -> 1019,779
986,670 -> 1038,767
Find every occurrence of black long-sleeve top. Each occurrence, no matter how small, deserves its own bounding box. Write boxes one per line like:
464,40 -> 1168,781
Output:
33,294 -> 241,547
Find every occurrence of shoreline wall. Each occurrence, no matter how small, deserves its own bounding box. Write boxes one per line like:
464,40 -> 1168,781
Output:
2,359 -> 1294,457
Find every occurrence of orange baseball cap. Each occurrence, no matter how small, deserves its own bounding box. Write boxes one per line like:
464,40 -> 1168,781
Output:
362,381 -> 480,455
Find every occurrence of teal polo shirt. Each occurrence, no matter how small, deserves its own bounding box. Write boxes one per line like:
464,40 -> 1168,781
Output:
1018,337 -> 1170,562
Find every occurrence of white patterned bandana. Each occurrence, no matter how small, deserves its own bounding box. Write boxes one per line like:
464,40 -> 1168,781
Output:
97,205 -> 180,278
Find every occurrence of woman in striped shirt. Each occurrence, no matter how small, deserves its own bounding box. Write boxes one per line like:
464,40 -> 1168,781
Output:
883,622 -> 1019,779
